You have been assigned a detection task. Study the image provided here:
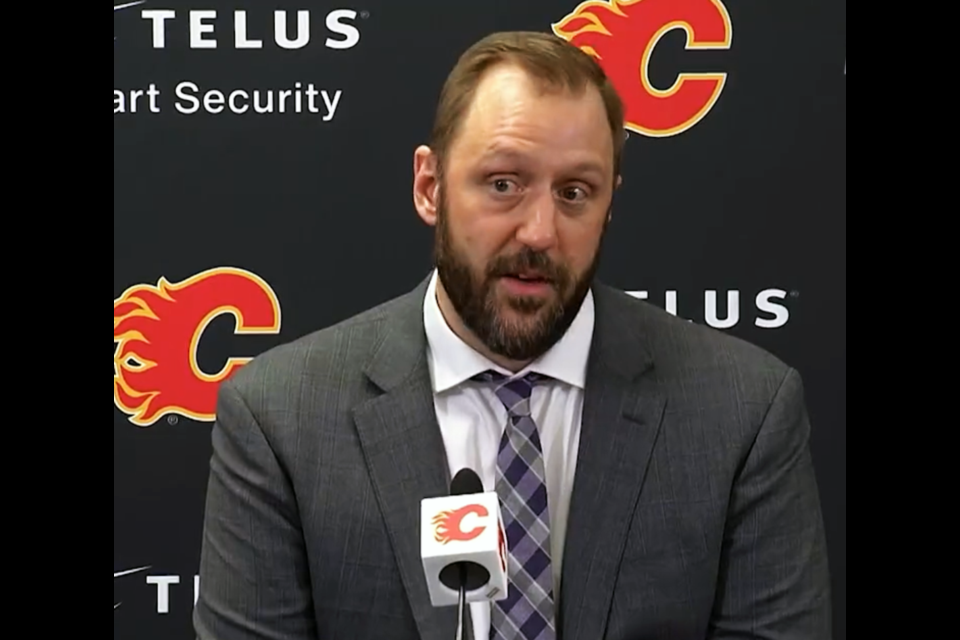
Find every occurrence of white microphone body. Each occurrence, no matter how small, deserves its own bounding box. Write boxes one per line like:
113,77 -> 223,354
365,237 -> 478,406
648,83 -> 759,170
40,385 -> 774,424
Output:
420,490 -> 508,607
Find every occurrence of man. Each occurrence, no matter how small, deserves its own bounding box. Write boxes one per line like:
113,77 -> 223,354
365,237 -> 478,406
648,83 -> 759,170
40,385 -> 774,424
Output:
194,31 -> 831,640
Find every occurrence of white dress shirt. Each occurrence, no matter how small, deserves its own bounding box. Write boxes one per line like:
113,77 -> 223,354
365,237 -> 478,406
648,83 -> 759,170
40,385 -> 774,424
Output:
422,269 -> 594,640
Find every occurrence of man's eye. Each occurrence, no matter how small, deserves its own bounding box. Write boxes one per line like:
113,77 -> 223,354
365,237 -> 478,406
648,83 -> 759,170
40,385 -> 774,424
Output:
492,179 -> 516,193
560,186 -> 588,201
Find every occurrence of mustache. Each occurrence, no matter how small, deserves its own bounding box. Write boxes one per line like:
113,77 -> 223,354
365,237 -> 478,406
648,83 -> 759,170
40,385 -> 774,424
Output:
486,250 -> 566,283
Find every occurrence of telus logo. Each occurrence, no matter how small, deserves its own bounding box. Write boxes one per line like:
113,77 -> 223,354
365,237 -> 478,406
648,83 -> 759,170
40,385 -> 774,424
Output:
139,8 -> 362,50
625,289 -> 792,328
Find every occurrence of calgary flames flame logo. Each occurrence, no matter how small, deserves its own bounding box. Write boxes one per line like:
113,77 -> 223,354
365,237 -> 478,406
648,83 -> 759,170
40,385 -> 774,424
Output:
553,0 -> 732,137
113,267 -> 281,426
432,504 -> 489,544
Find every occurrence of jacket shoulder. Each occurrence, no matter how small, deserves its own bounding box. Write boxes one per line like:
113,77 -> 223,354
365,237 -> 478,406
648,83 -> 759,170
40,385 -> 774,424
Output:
220,289 -> 410,402
600,285 -> 796,403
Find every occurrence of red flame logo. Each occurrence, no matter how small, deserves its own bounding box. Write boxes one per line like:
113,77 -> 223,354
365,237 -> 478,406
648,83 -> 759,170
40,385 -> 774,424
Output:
553,0 -> 733,136
432,504 -> 489,544
114,267 -> 281,426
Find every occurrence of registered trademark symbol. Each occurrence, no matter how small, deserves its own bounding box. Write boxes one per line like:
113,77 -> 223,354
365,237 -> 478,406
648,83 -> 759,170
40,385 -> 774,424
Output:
360,10 -> 370,19
167,415 -> 178,425
790,290 -> 800,298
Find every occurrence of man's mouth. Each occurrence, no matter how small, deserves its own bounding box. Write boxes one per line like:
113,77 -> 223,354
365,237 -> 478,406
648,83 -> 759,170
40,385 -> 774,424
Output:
502,272 -> 549,283
497,272 -> 555,296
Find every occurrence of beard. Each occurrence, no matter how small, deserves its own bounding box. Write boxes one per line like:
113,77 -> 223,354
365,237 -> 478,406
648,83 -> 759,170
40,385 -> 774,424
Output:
433,186 -> 604,362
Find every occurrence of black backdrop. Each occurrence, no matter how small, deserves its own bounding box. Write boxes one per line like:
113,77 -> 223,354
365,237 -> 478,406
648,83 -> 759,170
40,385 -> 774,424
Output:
114,1 -> 846,637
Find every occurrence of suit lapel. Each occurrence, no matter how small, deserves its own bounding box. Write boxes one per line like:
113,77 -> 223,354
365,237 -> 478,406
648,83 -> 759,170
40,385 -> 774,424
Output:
559,284 -> 666,640
351,277 -> 661,640
352,274 -> 474,640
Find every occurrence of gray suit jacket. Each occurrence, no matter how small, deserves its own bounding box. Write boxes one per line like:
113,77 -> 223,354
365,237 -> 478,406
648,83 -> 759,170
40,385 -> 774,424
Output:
193,274 -> 831,640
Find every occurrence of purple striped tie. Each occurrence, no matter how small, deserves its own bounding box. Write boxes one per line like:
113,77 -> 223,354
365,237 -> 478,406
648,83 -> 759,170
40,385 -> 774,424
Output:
472,370 -> 555,640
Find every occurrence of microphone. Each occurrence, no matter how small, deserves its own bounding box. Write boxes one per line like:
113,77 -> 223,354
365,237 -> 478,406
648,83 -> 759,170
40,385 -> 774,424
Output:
420,468 -> 508,636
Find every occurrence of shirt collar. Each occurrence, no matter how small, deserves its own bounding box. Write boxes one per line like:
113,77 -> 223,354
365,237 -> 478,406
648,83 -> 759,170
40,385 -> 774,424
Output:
423,269 -> 594,393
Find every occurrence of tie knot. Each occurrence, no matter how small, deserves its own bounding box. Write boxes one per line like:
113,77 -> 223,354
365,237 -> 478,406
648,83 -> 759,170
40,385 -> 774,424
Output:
471,370 -> 547,417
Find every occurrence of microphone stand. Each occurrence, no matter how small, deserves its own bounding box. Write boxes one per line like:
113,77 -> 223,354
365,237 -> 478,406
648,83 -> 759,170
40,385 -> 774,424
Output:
455,562 -> 466,640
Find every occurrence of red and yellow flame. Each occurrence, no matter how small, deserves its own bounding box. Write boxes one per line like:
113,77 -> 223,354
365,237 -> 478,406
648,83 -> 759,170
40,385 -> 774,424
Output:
431,504 -> 489,544
113,267 -> 280,426
553,0 -> 732,137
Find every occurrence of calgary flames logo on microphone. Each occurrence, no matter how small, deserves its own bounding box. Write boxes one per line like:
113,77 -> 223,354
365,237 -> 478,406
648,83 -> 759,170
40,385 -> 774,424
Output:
432,504 -> 489,544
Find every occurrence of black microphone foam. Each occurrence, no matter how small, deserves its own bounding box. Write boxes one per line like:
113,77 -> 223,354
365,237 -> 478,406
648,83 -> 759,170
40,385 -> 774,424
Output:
450,467 -> 483,496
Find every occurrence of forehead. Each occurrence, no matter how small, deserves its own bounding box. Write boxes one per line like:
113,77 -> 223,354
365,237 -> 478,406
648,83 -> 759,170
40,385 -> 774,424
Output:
448,64 -> 614,174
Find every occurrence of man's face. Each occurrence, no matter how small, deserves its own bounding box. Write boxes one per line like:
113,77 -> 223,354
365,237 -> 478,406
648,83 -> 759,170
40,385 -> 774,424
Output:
425,64 -> 617,362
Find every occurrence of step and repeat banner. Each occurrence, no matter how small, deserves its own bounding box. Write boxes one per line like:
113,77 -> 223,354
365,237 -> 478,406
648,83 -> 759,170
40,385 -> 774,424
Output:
114,1 -> 846,637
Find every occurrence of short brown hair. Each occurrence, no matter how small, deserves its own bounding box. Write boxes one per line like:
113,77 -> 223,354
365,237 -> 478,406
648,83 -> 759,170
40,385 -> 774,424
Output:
428,31 -> 626,180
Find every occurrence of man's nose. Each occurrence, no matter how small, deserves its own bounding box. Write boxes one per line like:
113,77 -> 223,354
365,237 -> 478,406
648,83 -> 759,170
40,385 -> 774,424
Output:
514,191 -> 558,251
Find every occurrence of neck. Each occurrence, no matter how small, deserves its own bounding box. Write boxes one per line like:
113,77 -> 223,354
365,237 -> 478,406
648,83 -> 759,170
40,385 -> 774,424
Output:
434,277 -> 532,373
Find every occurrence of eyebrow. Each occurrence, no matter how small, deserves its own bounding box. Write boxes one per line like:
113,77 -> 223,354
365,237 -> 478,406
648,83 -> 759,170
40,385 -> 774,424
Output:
478,148 -> 607,178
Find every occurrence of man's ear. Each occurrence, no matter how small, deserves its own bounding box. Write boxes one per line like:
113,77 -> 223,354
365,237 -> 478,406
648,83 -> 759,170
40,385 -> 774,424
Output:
413,145 -> 440,226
